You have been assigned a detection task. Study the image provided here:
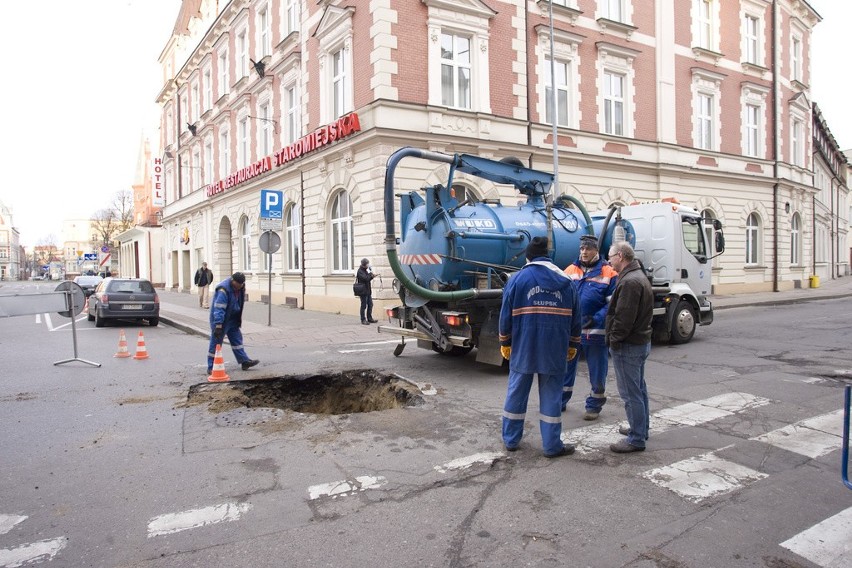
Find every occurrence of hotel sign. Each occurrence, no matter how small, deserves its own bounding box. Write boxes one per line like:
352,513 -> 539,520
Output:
205,112 -> 361,199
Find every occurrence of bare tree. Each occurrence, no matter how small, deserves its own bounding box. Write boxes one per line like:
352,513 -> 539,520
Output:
112,190 -> 134,234
91,209 -> 118,247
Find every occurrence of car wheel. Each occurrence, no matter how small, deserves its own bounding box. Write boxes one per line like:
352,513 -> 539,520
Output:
669,300 -> 696,344
87,311 -> 94,322
148,317 -> 159,327
94,312 -> 105,328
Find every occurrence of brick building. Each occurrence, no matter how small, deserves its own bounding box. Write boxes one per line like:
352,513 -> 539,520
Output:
155,0 -> 843,316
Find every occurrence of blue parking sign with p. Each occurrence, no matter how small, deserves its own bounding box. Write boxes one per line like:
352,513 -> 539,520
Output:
260,189 -> 284,219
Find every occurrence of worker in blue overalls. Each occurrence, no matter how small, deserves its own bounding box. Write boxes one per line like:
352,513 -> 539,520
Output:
207,272 -> 259,374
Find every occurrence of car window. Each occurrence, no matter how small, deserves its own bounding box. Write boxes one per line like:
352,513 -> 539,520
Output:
107,281 -> 154,294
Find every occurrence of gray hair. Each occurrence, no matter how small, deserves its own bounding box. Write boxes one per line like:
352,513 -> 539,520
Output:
609,241 -> 635,262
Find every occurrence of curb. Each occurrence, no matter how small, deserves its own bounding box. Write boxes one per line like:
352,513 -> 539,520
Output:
713,292 -> 852,311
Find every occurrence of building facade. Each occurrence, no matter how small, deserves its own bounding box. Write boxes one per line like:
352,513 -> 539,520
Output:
0,200 -> 22,281
155,0 -> 834,317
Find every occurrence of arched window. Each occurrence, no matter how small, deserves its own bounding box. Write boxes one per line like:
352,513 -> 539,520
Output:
745,212 -> 760,265
330,192 -> 353,272
790,213 -> 801,265
286,202 -> 301,271
240,216 -> 252,271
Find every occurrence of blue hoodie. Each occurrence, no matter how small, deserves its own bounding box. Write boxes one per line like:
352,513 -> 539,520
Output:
499,258 -> 582,375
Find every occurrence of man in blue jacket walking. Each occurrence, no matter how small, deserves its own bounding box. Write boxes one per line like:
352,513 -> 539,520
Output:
499,237 -> 582,458
207,272 -> 259,374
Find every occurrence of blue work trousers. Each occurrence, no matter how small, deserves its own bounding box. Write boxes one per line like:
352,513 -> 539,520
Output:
502,371 -> 565,456
562,343 -> 609,412
610,342 -> 651,448
207,324 -> 250,371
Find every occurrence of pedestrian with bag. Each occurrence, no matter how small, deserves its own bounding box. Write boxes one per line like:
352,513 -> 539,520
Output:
194,262 -> 213,308
207,272 -> 259,374
561,234 -> 618,419
499,237 -> 582,458
605,241 -> 653,453
355,258 -> 378,325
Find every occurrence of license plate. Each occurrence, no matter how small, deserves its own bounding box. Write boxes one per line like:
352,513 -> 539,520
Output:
122,304 -> 142,310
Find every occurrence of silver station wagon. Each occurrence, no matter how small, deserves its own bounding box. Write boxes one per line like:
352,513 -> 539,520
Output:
87,278 -> 160,327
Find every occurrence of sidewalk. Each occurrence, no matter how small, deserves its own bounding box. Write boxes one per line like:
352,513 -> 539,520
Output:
157,275 -> 852,345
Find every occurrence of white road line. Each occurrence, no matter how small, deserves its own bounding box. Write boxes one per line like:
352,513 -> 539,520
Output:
751,409 -> 844,459
147,502 -> 251,538
49,314 -> 89,332
780,506 -> 852,567
0,537 -> 67,568
308,476 -> 387,500
338,348 -> 385,353
641,449 -> 768,503
43,313 -> 54,331
0,515 -> 26,536
34,314 -> 41,325
564,392 -> 771,452
434,452 -> 505,474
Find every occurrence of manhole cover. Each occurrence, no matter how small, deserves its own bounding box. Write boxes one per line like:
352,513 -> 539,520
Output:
186,369 -> 424,415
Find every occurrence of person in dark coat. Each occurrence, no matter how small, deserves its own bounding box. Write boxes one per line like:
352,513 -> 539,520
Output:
356,258 -> 378,325
194,261 -> 213,308
498,237 -> 581,458
207,272 -> 259,374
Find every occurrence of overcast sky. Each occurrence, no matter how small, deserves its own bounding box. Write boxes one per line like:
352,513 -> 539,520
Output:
0,0 -> 848,247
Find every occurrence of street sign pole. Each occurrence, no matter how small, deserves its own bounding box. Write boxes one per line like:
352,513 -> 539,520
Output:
258,225 -> 282,327
268,238 -> 273,327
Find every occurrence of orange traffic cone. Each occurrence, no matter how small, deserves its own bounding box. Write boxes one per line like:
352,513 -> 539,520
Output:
207,345 -> 230,382
133,331 -> 150,360
113,329 -> 131,358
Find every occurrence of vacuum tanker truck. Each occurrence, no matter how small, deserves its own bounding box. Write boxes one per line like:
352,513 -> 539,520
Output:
377,147 -> 725,366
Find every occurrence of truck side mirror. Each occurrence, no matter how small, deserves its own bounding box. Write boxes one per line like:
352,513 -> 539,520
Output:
715,232 -> 725,253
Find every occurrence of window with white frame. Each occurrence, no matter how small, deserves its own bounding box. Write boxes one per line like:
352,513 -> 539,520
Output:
191,84 -> 199,122
791,117 -> 804,167
218,50 -> 229,97
238,115 -> 249,168
743,14 -> 759,64
545,58 -> 570,127
694,0 -> 717,51
240,216 -> 252,271
219,128 -> 230,178
330,192 -> 353,273
314,7 -> 355,124
425,3 -> 492,114
603,71 -> 625,136
331,48 -> 349,119
286,202 -> 301,271
180,94 -> 188,128
204,139 -> 213,185
691,68 -> 723,151
258,5 -> 271,58
286,85 -> 299,145
203,67 -> 212,111
745,212 -> 760,265
601,0 -> 624,22
790,212 -> 801,265
538,29 -> 581,129
191,148 -> 201,190
791,36 -> 801,82
744,103 -> 759,157
237,29 -> 249,79
258,101 -> 272,157
286,0 -> 299,35
441,32 -> 471,109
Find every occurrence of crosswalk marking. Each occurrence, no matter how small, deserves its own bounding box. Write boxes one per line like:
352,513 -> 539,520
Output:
0,537 -> 67,568
434,452 -> 504,474
147,502 -> 252,537
563,392 -> 771,452
0,515 -> 26,536
780,506 -> 852,567
642,449 -> 769,503
307,476 -> 387,500
751,409 -> 844,459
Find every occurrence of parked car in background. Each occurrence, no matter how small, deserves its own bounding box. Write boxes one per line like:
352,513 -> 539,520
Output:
74,274 -> 103,296
86,278 -> 159,327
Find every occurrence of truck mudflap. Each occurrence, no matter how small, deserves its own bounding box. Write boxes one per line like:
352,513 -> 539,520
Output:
698,298 -> 713,325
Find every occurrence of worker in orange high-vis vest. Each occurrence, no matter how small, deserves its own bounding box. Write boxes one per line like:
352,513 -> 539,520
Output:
561,234 -> 618,420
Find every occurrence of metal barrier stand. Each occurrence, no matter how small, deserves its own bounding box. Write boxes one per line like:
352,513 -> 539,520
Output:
53,289 -> 100,368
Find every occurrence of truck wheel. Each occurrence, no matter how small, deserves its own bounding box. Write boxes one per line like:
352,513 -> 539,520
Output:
669,300 -> 696,344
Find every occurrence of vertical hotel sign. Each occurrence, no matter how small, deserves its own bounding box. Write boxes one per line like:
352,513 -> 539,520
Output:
205,111 -> 361,198
152,157 -> 165,207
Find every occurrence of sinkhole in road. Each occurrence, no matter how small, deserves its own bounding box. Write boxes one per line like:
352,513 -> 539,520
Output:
186,369 -> 424,415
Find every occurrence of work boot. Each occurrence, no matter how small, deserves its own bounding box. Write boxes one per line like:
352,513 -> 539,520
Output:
544,444 -> 575,458
583,410 -> 600,421
241,359 -> 259,371
610,440 -> 644,453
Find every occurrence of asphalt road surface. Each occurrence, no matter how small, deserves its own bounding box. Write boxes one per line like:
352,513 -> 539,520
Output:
0,292 -> 849,567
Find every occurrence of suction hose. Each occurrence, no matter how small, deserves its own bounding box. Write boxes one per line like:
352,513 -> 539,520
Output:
384,148 -> 502,302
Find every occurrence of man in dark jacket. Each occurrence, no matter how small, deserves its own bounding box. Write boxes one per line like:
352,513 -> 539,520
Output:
605,241 -> 653,453
499,237 -> 581,458
194,262 -> 213,308
356,258 -> 378,325
562,234 -> 618,420
207,272 -> 259,374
